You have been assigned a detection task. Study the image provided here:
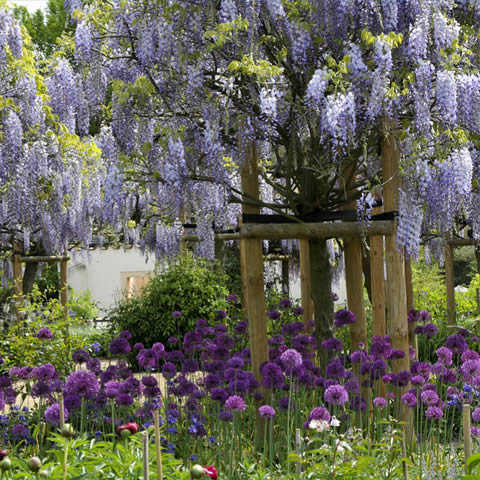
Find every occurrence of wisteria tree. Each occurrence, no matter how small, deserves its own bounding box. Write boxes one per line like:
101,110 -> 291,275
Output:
58,0 -> 480,348
0,4 -> 105,291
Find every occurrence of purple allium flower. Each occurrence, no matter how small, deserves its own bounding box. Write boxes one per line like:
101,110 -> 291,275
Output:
211,387 -> 229,404
278,298 -> 293,310
267,309 -> 281,320
11,424 -> 30,439
261,362 -> 284,389
36,328 -> 53,340
182,358 -> 199,374
120,330 -> 132,340
219,411 -> 233,421
172,311 -> 182,318
86,358 -> 101,374
137,349 -> 158,370
269,334 -> 285,345
326,358 -> 345,379
134,343 -> 144,351
64,394 -> 81,411
166,350 -> 184,363
258,405 -> 276,418
425,406 -> 443,419
401,392 -> 417,408
116,393 -> 134,407
461,360 -> 480,378
409,346 -> 416,360
309,406 -> 331,422
463,350 -> 480,362
345,377 -> 360,394
72,349 -> 90,364
109,337 -> 131,355
31,381 -> 52,397
225,395 -> 246,412
445,334 -> 467,355
234,321 -> 248,335
44,403 -> 69,426
215,310 -> 227,321
324,385 -> 349,406
281,322 -> 305,337
389,349 -> 405,360
334,309 -> 356,328
472,426 -> 480,438
408,309 -> 420,323
278,396 -> 295,411
161,362 -> 177,379
411,375 -> 425,386
280,348 -> 302,372
152,343 -> 165,354
394,371 -> 412,387
472,407 -> 480,423
321,337 -> 343,352
413,326 -> 424,335
226,294 -> 239,305
293,307 -> 304,316
436,347 -> 453,366
350,349 -> 367,363
422,323 -> 438,338
373,397 -> 387,408
32,364 -> 55,382
420,390 -> 439,405
65,370 -> 100,399
419,310 -> 431,322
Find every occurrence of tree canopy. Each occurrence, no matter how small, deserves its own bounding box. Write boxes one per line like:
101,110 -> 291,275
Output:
59,0 -> 480,262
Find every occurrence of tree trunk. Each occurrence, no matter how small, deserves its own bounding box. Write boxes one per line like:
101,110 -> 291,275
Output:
22,262 -> 38,295
310,237 -> 334,372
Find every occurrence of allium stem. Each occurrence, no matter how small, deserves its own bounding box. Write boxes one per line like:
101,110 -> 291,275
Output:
154,409 -> 163,480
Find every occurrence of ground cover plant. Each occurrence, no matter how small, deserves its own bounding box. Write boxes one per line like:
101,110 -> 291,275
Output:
1,297 -> 480,479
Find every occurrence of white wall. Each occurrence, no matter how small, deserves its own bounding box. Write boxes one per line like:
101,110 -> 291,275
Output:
68,247 -> 156,315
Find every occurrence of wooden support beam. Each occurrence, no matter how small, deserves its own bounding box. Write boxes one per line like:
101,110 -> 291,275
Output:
240,220 -> 393,240
449,238 -> 478,246
12,242 -> 23,323
405,257 -> 418,359
445,243 -> 456,325
299,240 -> 314,329
344,236 -> 367,351
370,210 -> 386,337
20,255 -> 69,263
382,122 -> 412,438
239,143 -> 268,447
60,255 -> 70,355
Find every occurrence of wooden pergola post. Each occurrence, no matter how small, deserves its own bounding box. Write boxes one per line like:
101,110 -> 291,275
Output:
239,143 -> 268,447
405,257 -> 418,359
12,241 -> 23,322
382,122 -> 412,436
445,242 -> 455,325
370,209 -> 386,338
299,240 -> 314,329
344,236 -> 367,350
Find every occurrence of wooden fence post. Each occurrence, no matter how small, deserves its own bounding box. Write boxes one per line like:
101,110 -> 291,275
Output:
405,257 -> 418,359
463,403 -> 472,472
382,121 -> 412,439
60,254 -> 70,355
299,240 -> 314,329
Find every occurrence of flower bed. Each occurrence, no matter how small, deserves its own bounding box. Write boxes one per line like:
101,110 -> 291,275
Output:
0,300 -> 479,478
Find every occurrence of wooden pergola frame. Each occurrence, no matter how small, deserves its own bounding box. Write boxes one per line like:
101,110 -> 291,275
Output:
12,243 -> 69,325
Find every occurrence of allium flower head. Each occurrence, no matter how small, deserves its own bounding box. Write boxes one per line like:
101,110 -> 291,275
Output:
72,349 -> 90,364
280,348 -> 302,373
36,328 -> 53,340
324,385 -> 348,406
258,405 -> 276,418
109,337 -> 131,355
445,334 -> 467,355
65,370 -> 99,399
425,406 -> 443,419
436,347 -> 453,366
44,403 -> 69,426
225,395 -> 246,412
373,397 -> 387,408
172,311 -> 182,318
472,407 -> 480,423
401,392 -> 417,408
309,406 -> 330,422
334,309 -> 356,328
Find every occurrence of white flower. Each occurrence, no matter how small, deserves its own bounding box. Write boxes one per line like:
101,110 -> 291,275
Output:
309,419 -> 330,432
330,416 -> 341,427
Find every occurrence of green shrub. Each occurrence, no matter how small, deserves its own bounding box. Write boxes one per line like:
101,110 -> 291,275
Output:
108,255 -> 229,356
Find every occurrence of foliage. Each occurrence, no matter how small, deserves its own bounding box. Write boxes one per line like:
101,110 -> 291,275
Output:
454,246 -> 479,287
0,290 -> 91,375
108,255 -> 229,356
13,0 -> 73,56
